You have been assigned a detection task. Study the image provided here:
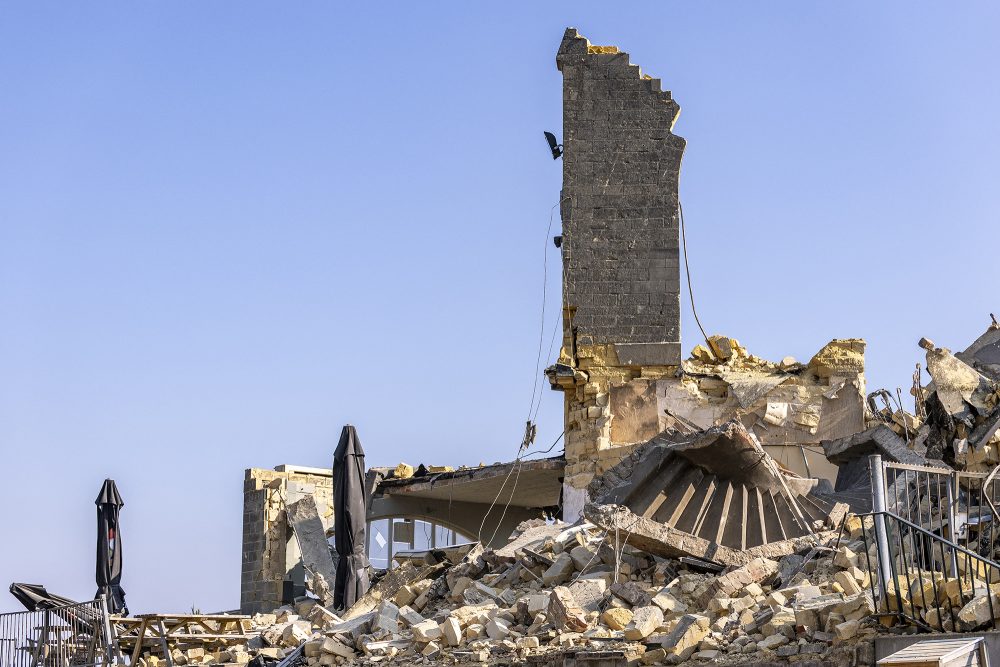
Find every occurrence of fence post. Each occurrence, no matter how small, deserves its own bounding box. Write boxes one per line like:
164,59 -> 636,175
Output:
869,454 -> 893,600
948,471 -> 960,578
98,594 -> 119,666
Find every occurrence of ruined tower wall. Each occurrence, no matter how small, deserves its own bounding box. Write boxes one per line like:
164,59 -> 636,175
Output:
553,29 -> 686,520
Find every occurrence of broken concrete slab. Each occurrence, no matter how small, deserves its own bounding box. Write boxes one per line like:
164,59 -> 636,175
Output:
286,495 -> 338,608
585,420 -> 847,566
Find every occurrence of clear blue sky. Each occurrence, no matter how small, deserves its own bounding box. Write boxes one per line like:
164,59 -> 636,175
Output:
2,2 -> 998,614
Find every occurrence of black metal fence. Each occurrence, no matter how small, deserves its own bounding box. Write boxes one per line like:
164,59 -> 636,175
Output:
0,598 -> 117,667
863,455 -> 1000,632
880,460 -> 1000,566
859,509 -> 1000,631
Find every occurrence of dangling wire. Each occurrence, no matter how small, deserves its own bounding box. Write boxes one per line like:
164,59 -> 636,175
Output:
679,200 -> 711,349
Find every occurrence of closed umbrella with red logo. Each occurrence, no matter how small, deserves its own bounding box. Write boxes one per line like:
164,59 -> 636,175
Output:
95,479 -> 127,615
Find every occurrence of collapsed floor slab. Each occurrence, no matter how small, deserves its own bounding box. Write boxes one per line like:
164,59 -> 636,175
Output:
584,421 -> 848,566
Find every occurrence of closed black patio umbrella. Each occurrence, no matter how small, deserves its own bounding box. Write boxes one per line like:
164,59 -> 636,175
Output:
95,479 -> 127,615
332,425 -> 370,610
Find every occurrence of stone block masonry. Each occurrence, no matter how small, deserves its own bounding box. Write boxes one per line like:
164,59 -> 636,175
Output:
557,28 -> 684,363
241,466 -> 334,614
549,29 -> 686,520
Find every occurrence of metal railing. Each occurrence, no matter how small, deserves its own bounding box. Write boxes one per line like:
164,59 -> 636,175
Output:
878,457 -> 1000,572
0,597 -> 118,667
865,454 -> 1000,632
860,509 -> 1000,631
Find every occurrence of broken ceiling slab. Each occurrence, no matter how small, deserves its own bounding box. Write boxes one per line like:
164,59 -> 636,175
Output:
375,456 -> 564,509
714,368 -> 789,410
926,344 -> 995,414
958,321 -> 1000,381
584,421 -> 847,566
822,424 -> 940,468
286,496 -> 338,608
821,424 -> 949,501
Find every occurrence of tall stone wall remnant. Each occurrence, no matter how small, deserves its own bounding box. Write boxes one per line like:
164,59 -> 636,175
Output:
548,28 -> 687,520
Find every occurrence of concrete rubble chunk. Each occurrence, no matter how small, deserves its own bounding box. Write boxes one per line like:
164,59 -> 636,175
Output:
549,586 -> 589,632
570,545 -> 597,571
651,614 -> 709,656
759,633 -> 790,651
319,638 -> 355,658
542,552 -> 576,586
440,616 -> 462,647
371,600 -> 399,634
700,557 -> 779,606
566,577 -> 607,613
397,605 -> 424,627
602,607 -> 633,631
611,580 -> 652,607
411,619 -> 443,642
285,496 -> 338,607
485,618 -> 510,640
623,605 -> 664,640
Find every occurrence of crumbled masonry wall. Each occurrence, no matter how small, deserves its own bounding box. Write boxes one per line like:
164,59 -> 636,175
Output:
652,337 -> 866,482
241,467 -> 334,614
552,29 -> 687,521
549,30 -> 867,520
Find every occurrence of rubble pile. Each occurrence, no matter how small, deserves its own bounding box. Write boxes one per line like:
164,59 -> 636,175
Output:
853,323 -> 1000,473
208,519 -> 884,667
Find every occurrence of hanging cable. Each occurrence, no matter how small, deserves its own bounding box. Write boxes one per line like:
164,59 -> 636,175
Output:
526,200 -> 563,423
679,200 -> 711,349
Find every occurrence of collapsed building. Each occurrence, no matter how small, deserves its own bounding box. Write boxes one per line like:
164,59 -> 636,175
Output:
13,26 -> 1000,667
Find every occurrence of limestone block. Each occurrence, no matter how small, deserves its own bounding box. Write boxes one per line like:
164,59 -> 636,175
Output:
517,637 -> 540,649
280,621 -> 310,647
549,586 -> 589,632
411,620 -> 442,642
654,614 -> 709,656
602,607 -> 633,631
624,606 -> 664,640
652,588 -> 687,615
759,634 -> 789,651
834,571 -> 863,597
319,638 -> 355,658
834,619 -> 859,640
485,618 -> 510,640
542,553 -> 576,586
833,546 -> 858,570
440,617 -> 462,647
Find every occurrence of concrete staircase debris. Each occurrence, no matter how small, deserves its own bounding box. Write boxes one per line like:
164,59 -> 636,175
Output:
585,421 -> 849,566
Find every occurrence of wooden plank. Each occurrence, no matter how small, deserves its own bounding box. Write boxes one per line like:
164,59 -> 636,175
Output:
878,638 -> 983,667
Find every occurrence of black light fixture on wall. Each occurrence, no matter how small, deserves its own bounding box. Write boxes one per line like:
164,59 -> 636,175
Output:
543,131 -> 563,159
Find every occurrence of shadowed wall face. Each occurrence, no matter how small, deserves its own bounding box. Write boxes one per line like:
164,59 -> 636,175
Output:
557,28 -> 684,362
552,28 -> 686,519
